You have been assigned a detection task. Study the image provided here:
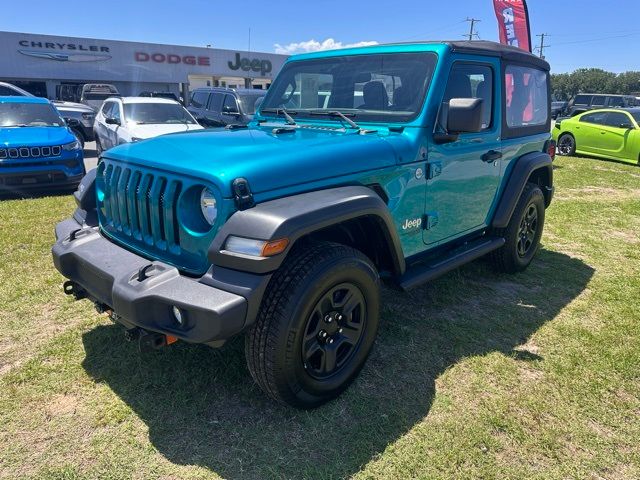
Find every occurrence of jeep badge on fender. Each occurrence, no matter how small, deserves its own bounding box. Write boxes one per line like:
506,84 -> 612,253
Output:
52,40 -> 554,409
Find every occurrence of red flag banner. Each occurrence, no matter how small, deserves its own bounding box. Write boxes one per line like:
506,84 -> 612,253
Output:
493,0 -> 532,52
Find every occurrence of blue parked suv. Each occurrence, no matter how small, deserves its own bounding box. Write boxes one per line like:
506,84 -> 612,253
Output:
53,41 -> 554,408
0,97 -> 85,193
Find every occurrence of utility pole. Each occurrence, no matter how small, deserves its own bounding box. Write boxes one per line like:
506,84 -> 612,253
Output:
464,18 -> 481,41
536,33 -> 548,59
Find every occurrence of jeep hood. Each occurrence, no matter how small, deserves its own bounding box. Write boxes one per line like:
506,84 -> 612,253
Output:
0,126 -> 74,147
103,125 -> 400,197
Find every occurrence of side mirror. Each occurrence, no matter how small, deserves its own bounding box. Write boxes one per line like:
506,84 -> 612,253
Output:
222,106 -> 240,115
447,98 -> 484,133
105,117 -> 120,126
433,98 -> 484,144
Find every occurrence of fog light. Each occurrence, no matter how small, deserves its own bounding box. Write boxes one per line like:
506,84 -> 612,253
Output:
172,306 -> 184,326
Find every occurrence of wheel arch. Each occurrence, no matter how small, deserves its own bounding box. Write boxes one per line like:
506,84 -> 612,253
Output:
492,151 -> 554,229
208,186 -> 406,276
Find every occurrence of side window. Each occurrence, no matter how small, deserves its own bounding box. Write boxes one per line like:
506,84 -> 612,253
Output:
605,112 -> 633,128
207,93 -> 224,112
191,91 -> 209,108
222,95 -> 239,113
111,102 -> 121,122
0,86 -> 19,95
443,63 -> 494,130
504,65 -> 549,128
573,95 -> 591,105
608,97 -> 623,107
591,95 -> 606,107
580,112 -> 608,125
101,102 -> 112,116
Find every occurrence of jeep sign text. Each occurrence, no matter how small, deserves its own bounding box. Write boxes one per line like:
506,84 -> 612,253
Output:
228,53 -> 272,76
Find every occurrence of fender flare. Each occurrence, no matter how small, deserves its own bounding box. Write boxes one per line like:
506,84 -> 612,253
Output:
492,151 -> 553,229
208,186 -> 406,275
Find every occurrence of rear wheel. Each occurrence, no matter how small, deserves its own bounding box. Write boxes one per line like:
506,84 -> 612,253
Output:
245,241 -> 380,409
491,182 -> 545,274
557,133 -> 576,156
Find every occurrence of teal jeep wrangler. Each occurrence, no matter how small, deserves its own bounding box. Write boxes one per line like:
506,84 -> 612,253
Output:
53,41 -> 555,408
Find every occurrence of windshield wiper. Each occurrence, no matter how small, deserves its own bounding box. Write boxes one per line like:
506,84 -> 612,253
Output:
309,110 -> 360,130
261,108 -> 297,125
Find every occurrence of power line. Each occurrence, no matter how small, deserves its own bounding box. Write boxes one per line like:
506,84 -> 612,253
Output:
464,18 -> 480,41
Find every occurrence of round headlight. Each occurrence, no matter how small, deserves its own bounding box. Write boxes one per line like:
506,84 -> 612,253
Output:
200,188 -> 217,226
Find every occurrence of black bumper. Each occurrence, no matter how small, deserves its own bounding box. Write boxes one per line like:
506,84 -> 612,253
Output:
0,171 -> 84,192
52,218 -> 251,345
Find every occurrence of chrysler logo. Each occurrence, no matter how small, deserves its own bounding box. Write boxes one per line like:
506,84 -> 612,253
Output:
18,49 -> 112,62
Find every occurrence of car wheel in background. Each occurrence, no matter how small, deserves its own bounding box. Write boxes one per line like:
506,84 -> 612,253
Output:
71,129 -> 85,149
557,133 -> 576,156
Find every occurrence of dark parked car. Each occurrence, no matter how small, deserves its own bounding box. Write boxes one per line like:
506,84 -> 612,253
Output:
568,94 -> 640,116
187,87 -> 266,127
551,101 -> 568,119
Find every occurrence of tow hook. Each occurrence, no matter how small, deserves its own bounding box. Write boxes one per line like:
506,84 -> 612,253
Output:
134,329 -> 179,352
63,281 -> 86,300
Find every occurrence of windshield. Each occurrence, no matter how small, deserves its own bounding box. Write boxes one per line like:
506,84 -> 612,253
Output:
84,93 -> 117,101
238,93 -> 265,115
260,52 -> 437,123
0,102 -> 64,127
123,102 -> 197,124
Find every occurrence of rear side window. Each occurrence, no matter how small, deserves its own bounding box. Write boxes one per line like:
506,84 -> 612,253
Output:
504,65 -> 549,129
207,93 -> 224,112
191,91 -> 209,108
591,95 -> 606,107
608,97 -> 623,107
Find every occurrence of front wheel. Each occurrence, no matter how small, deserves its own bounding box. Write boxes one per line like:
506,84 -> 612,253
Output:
490,182 -> 545,274
245,241 -> 380,409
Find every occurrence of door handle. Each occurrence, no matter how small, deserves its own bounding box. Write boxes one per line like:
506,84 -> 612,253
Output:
481,150 -> 502,162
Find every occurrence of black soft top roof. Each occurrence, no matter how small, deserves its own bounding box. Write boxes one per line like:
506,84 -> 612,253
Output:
385,40 -> 550,71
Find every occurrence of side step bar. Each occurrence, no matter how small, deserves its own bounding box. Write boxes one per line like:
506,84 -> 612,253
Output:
398,237 -> 505,291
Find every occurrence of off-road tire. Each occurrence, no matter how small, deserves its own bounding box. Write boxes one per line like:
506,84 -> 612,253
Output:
245,241 -> 380,409
490,182 -> 545,274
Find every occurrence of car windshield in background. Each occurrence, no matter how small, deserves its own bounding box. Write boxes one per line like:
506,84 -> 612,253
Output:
0,103 -> 63,127
238,94 -> 265,115
124,103 -> 197,124
260,52 -> 438,123
84,93 -> 117,101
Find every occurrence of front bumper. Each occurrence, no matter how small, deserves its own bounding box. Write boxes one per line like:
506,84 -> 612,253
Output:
0,154 -> 85,191
52,217 -> 250,345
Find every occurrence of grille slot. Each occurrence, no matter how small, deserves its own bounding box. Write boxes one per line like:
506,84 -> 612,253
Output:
102,165 -> 183,252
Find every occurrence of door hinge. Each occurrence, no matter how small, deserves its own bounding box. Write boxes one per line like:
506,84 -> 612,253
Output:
427,161 -> 442,179
423,212 -> 439,230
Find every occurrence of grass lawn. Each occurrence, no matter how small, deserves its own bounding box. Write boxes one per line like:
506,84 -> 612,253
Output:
0,155 -> 639,480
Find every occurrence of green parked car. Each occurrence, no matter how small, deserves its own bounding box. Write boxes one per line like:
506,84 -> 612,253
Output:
553,108 -> 640,165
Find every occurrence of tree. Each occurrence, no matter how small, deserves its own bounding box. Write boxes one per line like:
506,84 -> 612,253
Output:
550,69 -> 640,100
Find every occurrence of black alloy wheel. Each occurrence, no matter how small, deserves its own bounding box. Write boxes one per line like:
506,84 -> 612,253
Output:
517,204 -> 538,258
557,134 -> 576,156
301,283 -> 367,380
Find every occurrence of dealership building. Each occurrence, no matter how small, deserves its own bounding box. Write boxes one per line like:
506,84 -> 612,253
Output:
0,31 -> 288,100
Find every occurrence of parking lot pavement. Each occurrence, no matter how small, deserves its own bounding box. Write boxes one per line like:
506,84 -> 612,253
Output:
83,142 -> 98,171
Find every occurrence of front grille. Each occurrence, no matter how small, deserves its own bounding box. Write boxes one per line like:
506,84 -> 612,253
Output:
0,145 -> 62,159
101,163 -> 182,252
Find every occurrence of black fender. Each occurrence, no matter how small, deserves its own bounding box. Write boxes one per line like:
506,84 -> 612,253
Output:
492,151 -> 553,229
208,186 -> 406,275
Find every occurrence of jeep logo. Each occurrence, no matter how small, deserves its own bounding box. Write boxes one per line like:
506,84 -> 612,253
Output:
402,218 -> 422,230
228,53 -> 272,76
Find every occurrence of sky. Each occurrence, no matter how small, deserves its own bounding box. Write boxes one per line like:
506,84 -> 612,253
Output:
3,0 -> 639,73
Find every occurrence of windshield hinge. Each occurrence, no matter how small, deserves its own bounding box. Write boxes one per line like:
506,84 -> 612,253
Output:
232,177 -> 255,210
